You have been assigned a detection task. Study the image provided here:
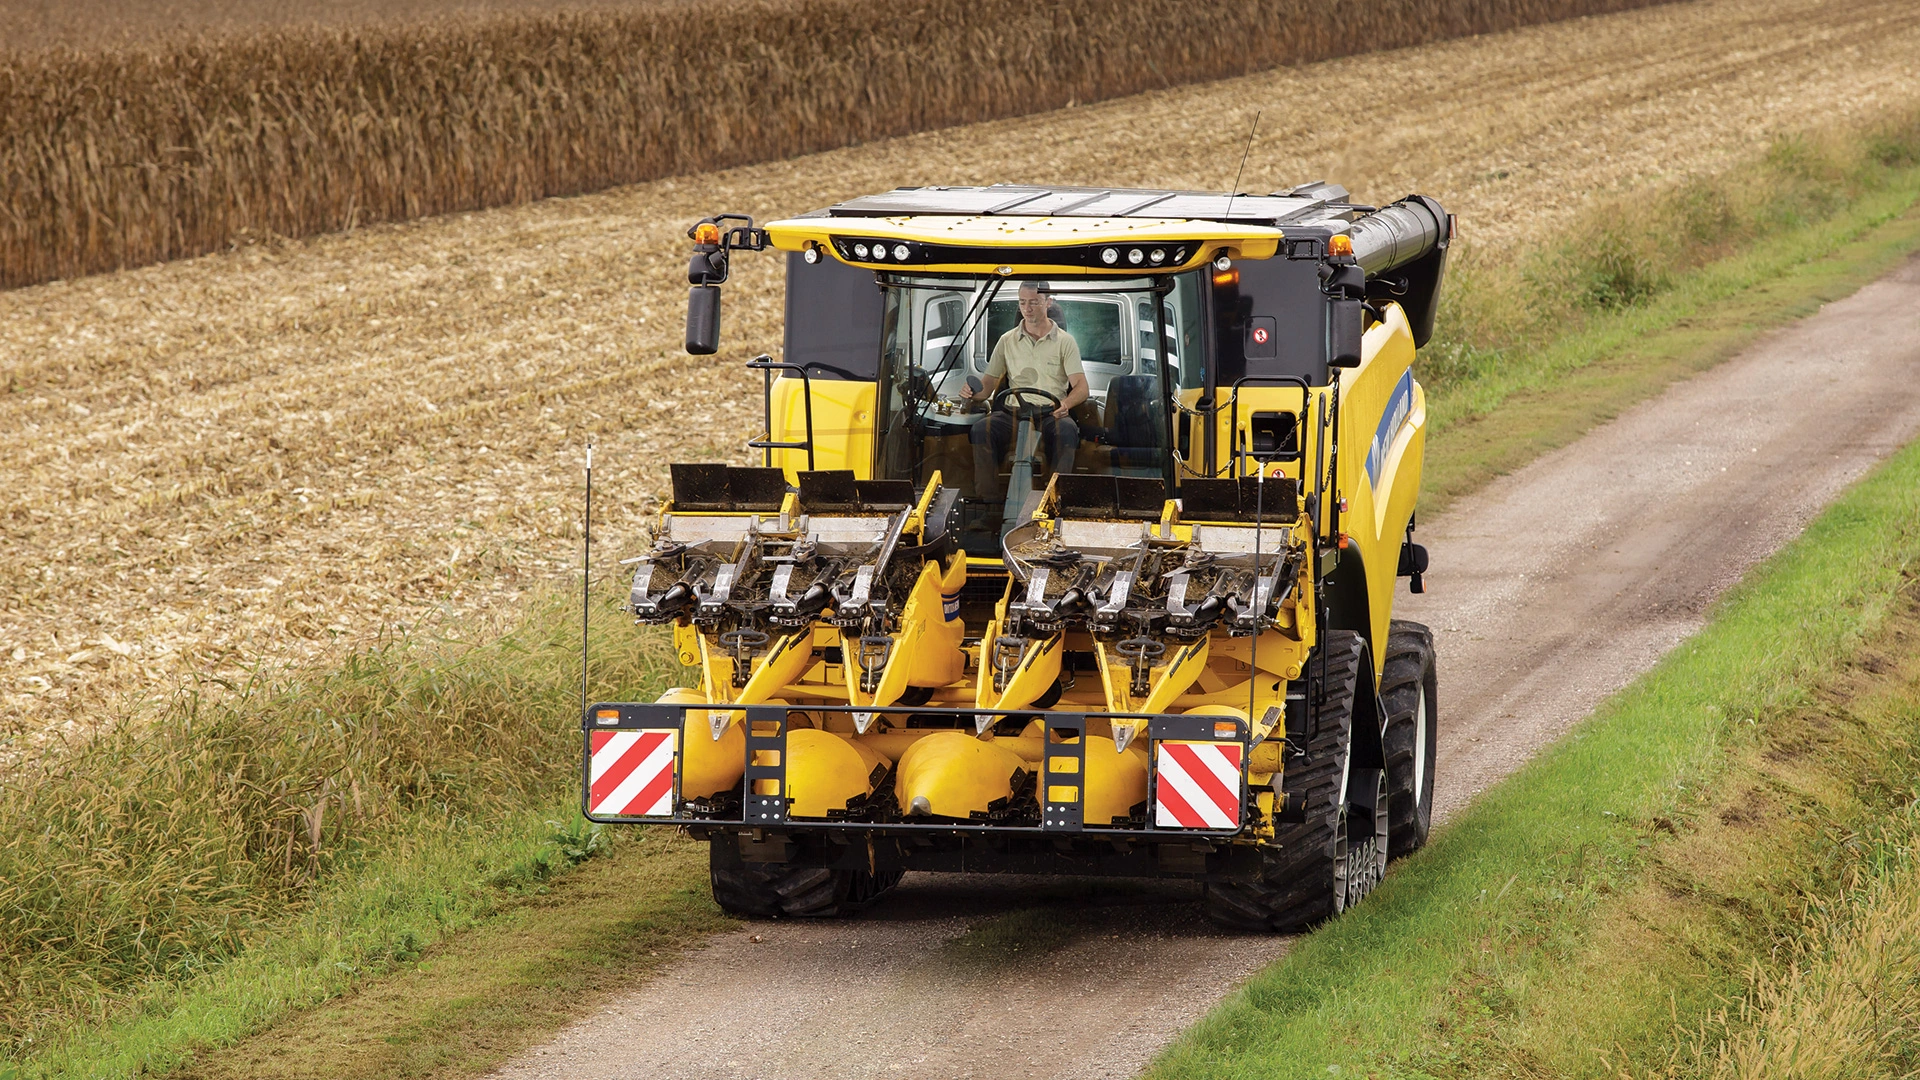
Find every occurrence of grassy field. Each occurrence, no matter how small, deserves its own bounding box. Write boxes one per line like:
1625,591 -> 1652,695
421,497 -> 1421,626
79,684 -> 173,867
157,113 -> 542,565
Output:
9,109 -> 1920,1079
1146,369 -> 1920,1080
0,0 -> 1677,290
7,0 -> 1915,777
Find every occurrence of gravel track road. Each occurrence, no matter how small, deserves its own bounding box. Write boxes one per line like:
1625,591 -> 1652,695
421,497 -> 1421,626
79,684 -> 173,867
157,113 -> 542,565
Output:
479,249 -> 1920,1080
5,0 -> 1917,759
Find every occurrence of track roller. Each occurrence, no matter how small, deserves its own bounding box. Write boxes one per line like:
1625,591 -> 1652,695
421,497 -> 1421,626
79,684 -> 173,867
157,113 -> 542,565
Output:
708,835 -> 903,918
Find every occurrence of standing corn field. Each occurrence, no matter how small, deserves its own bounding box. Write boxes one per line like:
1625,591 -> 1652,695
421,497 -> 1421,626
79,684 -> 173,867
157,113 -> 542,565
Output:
0,0 -> 1676,289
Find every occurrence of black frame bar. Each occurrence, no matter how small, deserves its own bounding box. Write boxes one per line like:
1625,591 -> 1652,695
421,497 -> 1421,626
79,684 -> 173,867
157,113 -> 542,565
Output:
582,702 -> 1250,839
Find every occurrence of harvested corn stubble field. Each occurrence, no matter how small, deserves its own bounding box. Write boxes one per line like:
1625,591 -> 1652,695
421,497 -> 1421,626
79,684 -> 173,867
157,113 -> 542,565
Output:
1,0 -> 1674,289
2,0 -> 1918,768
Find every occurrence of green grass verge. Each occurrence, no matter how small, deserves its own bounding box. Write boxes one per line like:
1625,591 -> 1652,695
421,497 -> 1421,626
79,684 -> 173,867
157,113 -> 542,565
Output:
1145,386 -> 1920,1078
168,831 -> 724,1080
0,593 -> 707,1079
7,104 -> 1920,1080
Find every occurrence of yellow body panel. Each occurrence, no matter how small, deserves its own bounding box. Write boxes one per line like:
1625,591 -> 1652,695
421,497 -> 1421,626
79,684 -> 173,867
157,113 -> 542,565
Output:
769,377 -> 874,481
1335,303 -> 1425,674
1185,300 -> 1426,685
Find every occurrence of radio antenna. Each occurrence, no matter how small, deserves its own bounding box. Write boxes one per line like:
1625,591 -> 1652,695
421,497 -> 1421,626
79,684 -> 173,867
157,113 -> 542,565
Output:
581,441 -> 594,725
1224,110 -> 1262,221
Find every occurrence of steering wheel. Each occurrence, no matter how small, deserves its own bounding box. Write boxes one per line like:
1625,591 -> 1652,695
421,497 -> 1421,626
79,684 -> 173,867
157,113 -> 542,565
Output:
991,385 -> 1062,420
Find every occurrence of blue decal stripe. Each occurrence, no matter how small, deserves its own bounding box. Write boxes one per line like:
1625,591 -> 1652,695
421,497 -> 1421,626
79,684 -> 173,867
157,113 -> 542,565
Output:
1365,370 -> 1415,488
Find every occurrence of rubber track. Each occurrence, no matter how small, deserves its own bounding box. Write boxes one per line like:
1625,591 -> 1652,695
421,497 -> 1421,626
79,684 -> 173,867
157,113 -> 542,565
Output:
1381,619 -> 1437,859
709,839 -> 903,918
1202,629 -> 1362,934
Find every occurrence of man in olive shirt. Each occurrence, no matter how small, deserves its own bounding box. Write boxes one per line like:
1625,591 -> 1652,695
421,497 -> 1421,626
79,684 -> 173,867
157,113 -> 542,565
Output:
961,280 -> 1090,499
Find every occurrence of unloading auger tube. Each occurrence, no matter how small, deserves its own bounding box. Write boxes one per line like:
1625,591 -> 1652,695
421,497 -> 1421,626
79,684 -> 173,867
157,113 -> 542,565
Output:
586,184 -> 1445,929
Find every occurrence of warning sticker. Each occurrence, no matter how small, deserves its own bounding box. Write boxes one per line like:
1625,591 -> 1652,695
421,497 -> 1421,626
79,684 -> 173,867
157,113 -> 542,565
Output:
1155,742 -> 1243,829
588,729 -> 677,817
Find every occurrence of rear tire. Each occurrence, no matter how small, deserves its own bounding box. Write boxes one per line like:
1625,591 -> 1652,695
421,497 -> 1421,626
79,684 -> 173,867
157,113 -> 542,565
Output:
1202,630 -> 1389,933
1382,620 -> 1438,859
708,837 -> 903,918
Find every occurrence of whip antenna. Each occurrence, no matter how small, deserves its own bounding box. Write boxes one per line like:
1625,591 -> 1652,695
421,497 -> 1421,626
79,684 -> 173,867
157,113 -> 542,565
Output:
582,441 -> 594,724
1224,110 -> 1262,221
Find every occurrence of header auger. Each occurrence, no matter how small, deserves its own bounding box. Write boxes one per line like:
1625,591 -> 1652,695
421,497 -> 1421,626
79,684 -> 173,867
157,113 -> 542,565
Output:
588,183 -> 1448,928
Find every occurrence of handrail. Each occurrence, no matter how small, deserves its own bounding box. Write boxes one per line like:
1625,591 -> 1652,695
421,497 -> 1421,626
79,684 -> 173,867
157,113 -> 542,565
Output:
1224,373 -> 1311,478
745,354 -> 816,472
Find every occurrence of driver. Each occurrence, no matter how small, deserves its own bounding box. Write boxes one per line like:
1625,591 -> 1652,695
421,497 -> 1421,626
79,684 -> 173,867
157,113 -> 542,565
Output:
962,280 -> 1089,497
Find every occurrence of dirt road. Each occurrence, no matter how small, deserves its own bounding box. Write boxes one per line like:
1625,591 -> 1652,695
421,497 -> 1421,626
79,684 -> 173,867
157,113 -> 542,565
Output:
5,0 -> 1917,759
477,256 -> 1920,1080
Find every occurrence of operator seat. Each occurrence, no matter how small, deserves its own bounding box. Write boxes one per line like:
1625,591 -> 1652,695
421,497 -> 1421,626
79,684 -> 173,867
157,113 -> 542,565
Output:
1101,375 -> 1163,476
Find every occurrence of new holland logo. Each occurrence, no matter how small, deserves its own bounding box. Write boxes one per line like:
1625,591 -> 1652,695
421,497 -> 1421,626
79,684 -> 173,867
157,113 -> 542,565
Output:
1154,742 -> 1243,829
1365,368 -> 1416,489
589,729 -> 677,817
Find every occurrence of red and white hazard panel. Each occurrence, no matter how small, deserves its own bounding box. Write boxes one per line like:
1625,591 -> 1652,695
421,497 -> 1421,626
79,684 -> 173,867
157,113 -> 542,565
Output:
1155,742 -> 1243,829
589,730 -> 677,817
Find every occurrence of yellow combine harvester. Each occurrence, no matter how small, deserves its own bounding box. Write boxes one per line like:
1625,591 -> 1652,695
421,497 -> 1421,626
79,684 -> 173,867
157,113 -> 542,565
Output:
586,183 -> 1447,931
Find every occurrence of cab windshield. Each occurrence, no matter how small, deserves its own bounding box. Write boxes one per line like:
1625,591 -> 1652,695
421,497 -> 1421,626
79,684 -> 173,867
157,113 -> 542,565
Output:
873,273 -> 1202,557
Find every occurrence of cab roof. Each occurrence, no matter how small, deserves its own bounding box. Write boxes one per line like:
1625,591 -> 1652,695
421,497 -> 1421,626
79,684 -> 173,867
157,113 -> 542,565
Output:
764,183 -> 1371,275
814,181 -> 1367,226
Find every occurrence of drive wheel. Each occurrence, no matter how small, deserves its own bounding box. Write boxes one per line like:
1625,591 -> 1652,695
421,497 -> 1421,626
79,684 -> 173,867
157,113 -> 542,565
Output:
1382,620 -> 1438,859
1202,630 -> 1389,933
708,837 -> 903,918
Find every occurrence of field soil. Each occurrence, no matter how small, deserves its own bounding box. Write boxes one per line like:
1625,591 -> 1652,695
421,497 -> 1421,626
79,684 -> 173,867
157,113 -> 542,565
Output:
478,243 -> 1920,1080
5,0 -> 1916,764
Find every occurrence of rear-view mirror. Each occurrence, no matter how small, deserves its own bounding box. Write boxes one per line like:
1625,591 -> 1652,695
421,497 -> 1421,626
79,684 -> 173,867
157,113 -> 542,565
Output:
1328,298 -> 1363,368
686,285 -> 721,355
